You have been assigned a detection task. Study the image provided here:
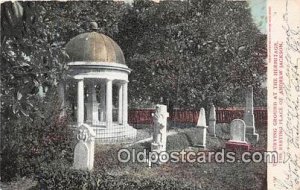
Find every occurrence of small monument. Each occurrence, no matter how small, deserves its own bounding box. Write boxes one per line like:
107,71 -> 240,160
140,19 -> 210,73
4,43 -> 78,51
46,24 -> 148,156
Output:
225,119 -> 251,151
208,104 -> 216,137
196,108 -> 208,148
243,86 -> 259,143
151,104 -> 169,153
73,124 -> 96,170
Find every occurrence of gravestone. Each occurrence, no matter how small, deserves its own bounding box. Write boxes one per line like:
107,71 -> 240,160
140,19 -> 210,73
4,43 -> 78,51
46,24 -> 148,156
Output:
243,86 -> 259,143
229,119 -> 246,142
151,104 -> 169,153
226,119 -> 251,151
73,123 -> 96,170
73,142 -> 89,169
196,108 -> 208,148
208,104 -> 216,137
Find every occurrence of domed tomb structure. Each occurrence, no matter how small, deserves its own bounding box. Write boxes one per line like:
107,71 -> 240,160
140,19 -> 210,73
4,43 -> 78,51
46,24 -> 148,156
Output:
63,32 -> 137,143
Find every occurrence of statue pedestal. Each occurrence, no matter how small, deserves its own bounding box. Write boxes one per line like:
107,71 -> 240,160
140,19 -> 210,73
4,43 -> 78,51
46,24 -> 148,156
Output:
151,142 -> 165,153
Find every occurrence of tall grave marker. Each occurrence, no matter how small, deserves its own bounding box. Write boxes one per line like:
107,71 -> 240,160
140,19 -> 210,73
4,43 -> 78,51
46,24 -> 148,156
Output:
243,86 -> 259,143
196,108 -> 208,148
208,104 -> 216,137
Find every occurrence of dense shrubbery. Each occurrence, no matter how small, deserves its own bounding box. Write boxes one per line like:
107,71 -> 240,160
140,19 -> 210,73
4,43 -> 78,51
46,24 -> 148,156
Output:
33,163 -> 198,190
0,92 -> 73,181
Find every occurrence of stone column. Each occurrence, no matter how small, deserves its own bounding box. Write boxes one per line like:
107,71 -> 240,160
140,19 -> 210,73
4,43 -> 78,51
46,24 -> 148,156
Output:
118,84 -> 123,124
106,79 -> 113,128
58,81 -> 66,118
122,82 -> 128,125
77,79 -> 84,124
100,82 -> 106,122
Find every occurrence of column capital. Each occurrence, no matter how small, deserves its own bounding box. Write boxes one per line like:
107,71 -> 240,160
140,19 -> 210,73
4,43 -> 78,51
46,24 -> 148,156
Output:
120,80 -> 128,85
74,76 -> 85,80
105,78 -> 114,82
115,81 -> 127,87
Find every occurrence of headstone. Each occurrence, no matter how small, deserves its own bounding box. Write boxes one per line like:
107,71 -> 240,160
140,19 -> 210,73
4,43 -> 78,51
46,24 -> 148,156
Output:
73,142 -> 89,169
208,104 -> 216,137
73,124 -> 96,170
151,104 -> 169,153
226,119 -> 251,151
196,108 -> 207,148
229,119 -> 246,142
243,86 -> 259,143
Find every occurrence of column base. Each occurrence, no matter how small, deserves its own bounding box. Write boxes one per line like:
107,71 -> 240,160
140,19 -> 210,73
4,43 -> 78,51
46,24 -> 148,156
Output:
245,125 -> 259,144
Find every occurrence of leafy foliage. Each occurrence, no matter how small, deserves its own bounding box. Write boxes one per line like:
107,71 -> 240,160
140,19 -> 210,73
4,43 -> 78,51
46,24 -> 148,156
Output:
119,0 -> 267,108
0,92 -> 73,181
1,1 -> 128,120
34,163 -> 198,190
1,1 -> 127,181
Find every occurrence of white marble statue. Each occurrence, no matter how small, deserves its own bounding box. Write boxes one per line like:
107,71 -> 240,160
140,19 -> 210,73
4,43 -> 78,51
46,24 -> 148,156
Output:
151,104 -> 169,153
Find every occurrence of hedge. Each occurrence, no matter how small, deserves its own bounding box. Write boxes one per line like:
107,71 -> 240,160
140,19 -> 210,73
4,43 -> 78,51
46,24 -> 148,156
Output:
33,163 -> 199,190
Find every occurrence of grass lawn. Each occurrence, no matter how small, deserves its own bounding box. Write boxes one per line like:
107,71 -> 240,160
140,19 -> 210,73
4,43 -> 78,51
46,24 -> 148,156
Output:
0,124 -> 267,190
93,123 -> 268,190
